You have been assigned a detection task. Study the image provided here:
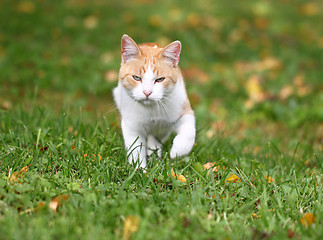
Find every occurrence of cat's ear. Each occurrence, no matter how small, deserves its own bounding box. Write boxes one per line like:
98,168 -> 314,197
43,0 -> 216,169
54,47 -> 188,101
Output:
121,34 -> 141,63
161,40 -> 181,67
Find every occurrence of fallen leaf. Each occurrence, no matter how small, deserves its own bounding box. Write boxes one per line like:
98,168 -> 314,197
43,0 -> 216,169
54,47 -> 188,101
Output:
287,229 -> 295,238
203,162 -> 222,173
186,13 -> 201,27
245,75 -> 268,103
279,85 -> 294,100
254,17 -> 269,30
83,16 -> 98,29
252,213 -> 261,219
49,194 -> 69,213
149,15 -> 162,27
84,153 -> 102,161
1,100 -> 12,110
171,169 -> 187,183
203,162 -> 215,170
104,70 -> 118,83
264,175 -> 275,183
182,67 -> 210,83
300,212 -> 316,227
300,3 -> 319,16
293,74 -> 312,97
17,1 -> 35,14
235,57 -> 282,74
10,166 -> 29,183
100,52 -> 114,64
226,174 -> 241,183
35,201 -> 45,212
123,215 -> 140,240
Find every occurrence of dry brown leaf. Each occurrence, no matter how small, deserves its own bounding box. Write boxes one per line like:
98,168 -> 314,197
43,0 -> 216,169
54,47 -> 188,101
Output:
17,1 -> 35,14
100,52 -> 114,64
300,212 -> 316,227
1,100 -> 12,110
35,201 -> 45,212
254,17 -> 269,30
149,15 -> 162,27
104,70 -> 118,83
84,153 -> 102,161
203,162 -> 215,170
279,85 -> 294,100
171,169 -> 187,183
186,13 -> 201,27
182,67 -> 210,84
83,16 -> 98,29
49,194 -> 69,213
235,57 -> 282,74
300,3 -> 319,16
123,215 -> 140,240
292,74 -> 312,97
203,162 -> 221,173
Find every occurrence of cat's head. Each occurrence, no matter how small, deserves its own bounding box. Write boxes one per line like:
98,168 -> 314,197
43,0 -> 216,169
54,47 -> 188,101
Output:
119,34 -> 182,105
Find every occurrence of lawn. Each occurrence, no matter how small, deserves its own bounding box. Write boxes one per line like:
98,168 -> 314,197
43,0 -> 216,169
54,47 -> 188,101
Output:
0,0 -> 322,239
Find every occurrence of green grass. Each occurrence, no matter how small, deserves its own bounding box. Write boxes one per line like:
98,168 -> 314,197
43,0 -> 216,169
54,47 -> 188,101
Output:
0,0 -> 322,239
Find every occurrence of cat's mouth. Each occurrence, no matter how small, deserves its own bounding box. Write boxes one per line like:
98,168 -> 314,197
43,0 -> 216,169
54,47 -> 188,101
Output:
139,99 -> 155,105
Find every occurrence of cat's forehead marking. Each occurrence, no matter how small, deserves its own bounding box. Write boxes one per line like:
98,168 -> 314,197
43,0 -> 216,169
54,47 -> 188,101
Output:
142,63 -> 155,82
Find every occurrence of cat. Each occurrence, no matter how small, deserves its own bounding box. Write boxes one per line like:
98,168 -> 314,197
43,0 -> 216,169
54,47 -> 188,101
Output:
113,34 -> 196,170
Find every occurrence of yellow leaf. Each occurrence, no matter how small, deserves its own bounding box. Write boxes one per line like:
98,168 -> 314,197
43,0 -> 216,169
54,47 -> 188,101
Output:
17,1 -> 35,14
186,13 -> 201,27
226,174 -> 241,183
300,213 -> 316,227
83,16 -> 98,29
264,175 -> 275,183
245,75 -> 267,103
10,166 -> 29,183
149,15 -> 162,27
123,215 -> 140,240
300,3 -> 319,16
171,169 -> 187,183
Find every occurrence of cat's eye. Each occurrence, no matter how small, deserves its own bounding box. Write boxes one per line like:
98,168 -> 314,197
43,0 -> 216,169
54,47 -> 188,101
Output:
132,75 -> 142,81
155,77 -> 165,83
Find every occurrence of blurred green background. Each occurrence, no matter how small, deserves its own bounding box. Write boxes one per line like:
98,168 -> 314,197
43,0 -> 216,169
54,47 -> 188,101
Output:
0,0 -> 322,149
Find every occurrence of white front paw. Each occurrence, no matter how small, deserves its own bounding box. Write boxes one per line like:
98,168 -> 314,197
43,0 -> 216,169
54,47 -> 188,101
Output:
170,135 -> 195,159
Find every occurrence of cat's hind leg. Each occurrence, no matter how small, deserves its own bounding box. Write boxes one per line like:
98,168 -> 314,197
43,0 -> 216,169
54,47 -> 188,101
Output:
147,135 -> 162,158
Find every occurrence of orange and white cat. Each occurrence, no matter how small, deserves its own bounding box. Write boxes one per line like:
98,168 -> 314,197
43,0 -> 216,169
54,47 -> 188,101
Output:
113,34 -> 195,170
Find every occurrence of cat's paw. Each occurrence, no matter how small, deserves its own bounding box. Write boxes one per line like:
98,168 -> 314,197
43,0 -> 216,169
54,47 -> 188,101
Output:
147,135 -> 162,158
170,134 -> 195,159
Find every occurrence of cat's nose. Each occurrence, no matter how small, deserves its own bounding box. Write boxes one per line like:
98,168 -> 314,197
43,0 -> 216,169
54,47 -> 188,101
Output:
143,90 -> 152,99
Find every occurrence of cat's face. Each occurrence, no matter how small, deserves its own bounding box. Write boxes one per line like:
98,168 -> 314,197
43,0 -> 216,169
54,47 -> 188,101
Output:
119,35 -> 182,105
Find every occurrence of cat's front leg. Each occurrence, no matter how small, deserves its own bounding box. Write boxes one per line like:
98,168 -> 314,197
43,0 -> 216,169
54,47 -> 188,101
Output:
170,114 -> 196,159
147,135 -> 162,158
121,120 -> 147,169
